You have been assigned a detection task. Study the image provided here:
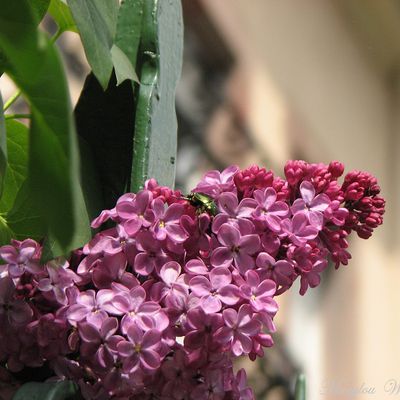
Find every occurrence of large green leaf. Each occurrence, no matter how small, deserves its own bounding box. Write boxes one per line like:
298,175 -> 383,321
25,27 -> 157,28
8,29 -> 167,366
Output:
114,0 -> 144,74
28,0 -> 51,23
110,44 -> 139,85
0,214 -> 13,244
0,0 -> 91,251
6,180 -> 44,242
48,0 -> 78,34
74,72 -> 135,210
131,0 -> 183,191
0,120 -> 29,213
12,380 -> 81,400
0,1 -> 49,77
0,93 -> 7,196
67,0 -> 119,89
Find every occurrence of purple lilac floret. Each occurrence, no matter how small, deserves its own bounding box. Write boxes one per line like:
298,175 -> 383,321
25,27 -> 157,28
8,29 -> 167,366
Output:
0,161 -> 385,399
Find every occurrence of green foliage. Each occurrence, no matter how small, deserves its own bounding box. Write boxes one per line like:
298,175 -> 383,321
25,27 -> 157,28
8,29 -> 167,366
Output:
28,0 -> 51,22
0,120 -> 29,213
0,0 -> 183,257
0,93 -> 7,196
74,72 -> 135,210
111,44 -> 139,85
12,381 -> 81,400
48,0 -> 78,34
67,0 -> 119,89
114,0 -> 144,71
0,0 -> 91,251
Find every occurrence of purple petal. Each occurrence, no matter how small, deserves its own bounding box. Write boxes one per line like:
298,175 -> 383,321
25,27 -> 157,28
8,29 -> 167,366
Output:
165,224 -> 187,243
256,279 -> 276,297
190,276 -> 211,297
299,181 -> 315,204
210,247 -> 233,268
256,252 -> 275,268
135,190 -> 152,213
237,198 -> 257,218
67,304 -> 89,322
265,214 -> 282,233
239,234 -> 260,254
141,349 -> 161,370
245,270 -> 260,288
111,295 -> 131,314
142,329 -> 161,349
100,317 -> 119,340
291,213 -> 308,234
128,286 -> 146,309
310,193 -> 330,212
240,319 -> 261,336
232,332 -> 252,355
122,354 -> 139,373
209,267 -> 231,289
217,224 -> 240,247
237,304 -> 252,326
96,345 -> 113,368
308,211 -> 324,230
0,245 -> 17,263
217,192 -> 238,216
218,285 -> 240,305
134,253 -> 155,275
126,325 -> 143,344
235,252 -> 255,274
164,203 -> 184,223
184,330 -> 205,349
123,218 -> 142,236
138,301 -> 160,315
79,322 -> 100,343
160,261 -> 181,286
291,198 -> 307,215
185,259 -> 209,275
200,295 -> 222,313
269,201 -> 289,217
117,340 -> 134,357
262,187 -> 278,209
222,308 -> 238,328
214,326 -> 233,344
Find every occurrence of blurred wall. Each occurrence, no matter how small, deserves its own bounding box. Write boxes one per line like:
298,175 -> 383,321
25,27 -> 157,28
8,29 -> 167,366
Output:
196,1 -> 400,399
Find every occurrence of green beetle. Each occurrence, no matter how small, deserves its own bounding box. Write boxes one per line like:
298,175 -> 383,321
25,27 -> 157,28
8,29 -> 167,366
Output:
184,192 -> 218,216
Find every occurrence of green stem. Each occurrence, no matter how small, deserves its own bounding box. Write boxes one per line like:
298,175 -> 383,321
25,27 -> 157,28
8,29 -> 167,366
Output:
50,28 -> 63,45
5,114 -> 31,120
3,89 -> 21,111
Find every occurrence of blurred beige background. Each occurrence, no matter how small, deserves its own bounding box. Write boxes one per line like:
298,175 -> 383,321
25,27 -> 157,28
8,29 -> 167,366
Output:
176,1 -> 400,399
1,1 -> 398,399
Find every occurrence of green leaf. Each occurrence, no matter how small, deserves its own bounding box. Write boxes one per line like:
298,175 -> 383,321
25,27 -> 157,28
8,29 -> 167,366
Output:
0,214 -> 13,244
0,93 -> 7,196
28,0 -> 51,23
114,0 -> 144,69
48,0 -> 78,33
12,380 -> 81,400
111,44 -> 139,85
67,0 -> 119,89
74,72 -> 135,210
131,0 -> 183,191
295,374 -> 306,400
6,179 -> 45,242
0,120 -> 29,213
0,0 -> 91,251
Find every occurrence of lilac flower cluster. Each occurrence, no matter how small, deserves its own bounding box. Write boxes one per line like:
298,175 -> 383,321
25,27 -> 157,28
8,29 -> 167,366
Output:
0,161 -> 385,399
